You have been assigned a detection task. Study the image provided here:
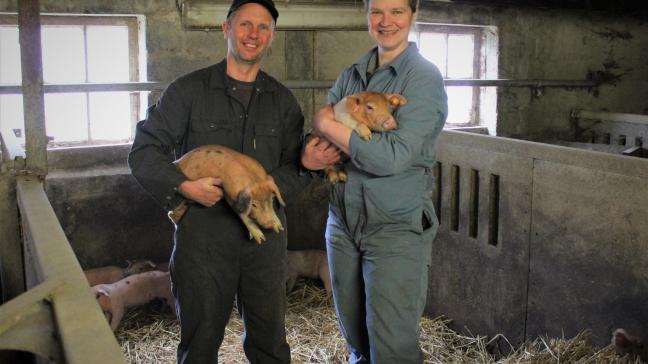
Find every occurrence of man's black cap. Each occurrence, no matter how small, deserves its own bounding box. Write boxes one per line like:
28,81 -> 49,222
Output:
227,0 -> 279,22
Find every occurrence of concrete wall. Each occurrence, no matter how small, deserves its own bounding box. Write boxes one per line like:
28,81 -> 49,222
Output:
0,162 -> 22,301
3,1 -> 645,137
417,3 -> 648,141
44,145 -> 174,269
428,131 -> 648,346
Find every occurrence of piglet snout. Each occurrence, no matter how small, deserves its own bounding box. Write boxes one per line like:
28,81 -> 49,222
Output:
382,116 -> 398,130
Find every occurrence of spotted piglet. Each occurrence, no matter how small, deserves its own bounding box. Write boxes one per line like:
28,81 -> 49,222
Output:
92,270 -> 175,330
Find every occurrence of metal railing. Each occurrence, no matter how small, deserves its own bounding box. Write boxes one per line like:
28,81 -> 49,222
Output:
0,177 -> 125,363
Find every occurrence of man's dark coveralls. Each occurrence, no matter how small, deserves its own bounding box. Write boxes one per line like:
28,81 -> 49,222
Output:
128,59 -> 310,363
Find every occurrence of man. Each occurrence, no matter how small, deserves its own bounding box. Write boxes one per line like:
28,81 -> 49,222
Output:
128,0 -> 337,362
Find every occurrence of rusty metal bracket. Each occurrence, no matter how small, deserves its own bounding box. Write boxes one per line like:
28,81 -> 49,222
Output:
0,278 -> 63,361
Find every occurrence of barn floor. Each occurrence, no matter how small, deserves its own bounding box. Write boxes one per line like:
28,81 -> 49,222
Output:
115,280 -> 634,364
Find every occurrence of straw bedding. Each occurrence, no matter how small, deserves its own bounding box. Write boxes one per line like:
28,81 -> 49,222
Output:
116,280 -> 637,364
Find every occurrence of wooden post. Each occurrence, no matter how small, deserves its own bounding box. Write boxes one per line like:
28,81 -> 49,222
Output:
18,0 -> 47,177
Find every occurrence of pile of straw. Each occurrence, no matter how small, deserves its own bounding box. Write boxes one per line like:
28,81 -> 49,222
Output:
116,280 -> 636,363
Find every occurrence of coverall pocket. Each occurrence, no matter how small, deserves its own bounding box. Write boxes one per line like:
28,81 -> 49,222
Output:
361,174 -> 423,233
190,119 -> 236,149
252,123 -> 281,168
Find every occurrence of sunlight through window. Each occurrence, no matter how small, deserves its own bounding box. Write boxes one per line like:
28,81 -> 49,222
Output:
410,24 -> 497,128
0,15 -> 142,150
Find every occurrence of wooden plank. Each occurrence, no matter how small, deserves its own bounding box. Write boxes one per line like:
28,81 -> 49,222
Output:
18,0 -> 47,176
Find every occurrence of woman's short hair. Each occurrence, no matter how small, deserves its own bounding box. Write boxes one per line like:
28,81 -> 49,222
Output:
363,0 -> 419,13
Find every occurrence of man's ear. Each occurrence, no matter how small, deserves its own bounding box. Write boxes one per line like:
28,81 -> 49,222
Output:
222,21 -> 229,39
234,189 -> 252,214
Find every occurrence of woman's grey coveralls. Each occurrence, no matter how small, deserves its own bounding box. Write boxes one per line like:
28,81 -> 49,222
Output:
326,43 -> 448,364
128,60 -> 311,364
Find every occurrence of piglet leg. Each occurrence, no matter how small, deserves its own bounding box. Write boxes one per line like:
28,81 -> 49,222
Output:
356,124 -> 372,141
168,200 -> 189,224
239,214 -> 266,244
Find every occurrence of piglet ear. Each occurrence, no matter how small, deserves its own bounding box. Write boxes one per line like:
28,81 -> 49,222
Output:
234,189 -> 252,214
612,329 -> 631,348
266,177 -> 286,207
386,94 -> 407,106
346,95 -> 362,113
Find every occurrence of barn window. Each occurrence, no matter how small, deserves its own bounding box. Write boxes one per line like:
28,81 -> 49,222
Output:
409,24 -> 498,128
0,14 -> 145,152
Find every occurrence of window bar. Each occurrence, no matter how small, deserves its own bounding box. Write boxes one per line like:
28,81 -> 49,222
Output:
128,20 -> 141,137
469,169 -> 479,238
488,174 -> 500,246
83,24 -> 92,142
444,33 -> 450,77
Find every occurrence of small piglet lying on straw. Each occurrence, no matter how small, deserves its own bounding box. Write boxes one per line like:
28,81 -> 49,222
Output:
84,259 -> 156,286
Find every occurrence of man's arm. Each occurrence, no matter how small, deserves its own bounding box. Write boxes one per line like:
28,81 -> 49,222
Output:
268,92 -> 323,206
128,80 -> 223,211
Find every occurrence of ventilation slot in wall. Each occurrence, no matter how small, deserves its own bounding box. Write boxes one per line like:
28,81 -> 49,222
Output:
450,165 -> 460,232
618,135 -> 627,146
603,133 -> 611,144
469,169 -> 479,238
433,162 -> 442,225
488,173 -> 500,246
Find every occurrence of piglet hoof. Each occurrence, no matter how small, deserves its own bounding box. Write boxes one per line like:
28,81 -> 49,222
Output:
249,229 -> 266,244
327,171 -> 347,184
357,125 -> 372,141
168,211 -> 179,224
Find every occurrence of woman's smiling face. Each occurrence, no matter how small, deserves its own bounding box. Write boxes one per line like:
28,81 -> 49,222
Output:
366,0 -> 416,57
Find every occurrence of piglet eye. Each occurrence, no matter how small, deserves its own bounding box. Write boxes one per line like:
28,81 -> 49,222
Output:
366,104 -> 375,112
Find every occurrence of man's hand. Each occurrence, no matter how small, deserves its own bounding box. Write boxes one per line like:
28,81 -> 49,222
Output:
301,136 -> 342,171
312,104 -> 336,135
178,177 -> 224,207
310,104 -> 352,155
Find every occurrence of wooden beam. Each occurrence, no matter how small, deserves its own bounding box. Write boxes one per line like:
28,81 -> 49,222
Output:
18,0 -> 47,176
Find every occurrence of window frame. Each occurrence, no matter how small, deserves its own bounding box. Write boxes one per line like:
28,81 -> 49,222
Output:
0,13 -> 141,147
410,23 -> 485,127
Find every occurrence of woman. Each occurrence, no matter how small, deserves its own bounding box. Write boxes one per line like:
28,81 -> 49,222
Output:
306,0 -> 448,362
